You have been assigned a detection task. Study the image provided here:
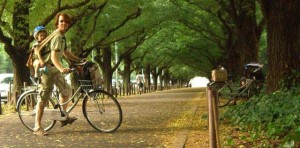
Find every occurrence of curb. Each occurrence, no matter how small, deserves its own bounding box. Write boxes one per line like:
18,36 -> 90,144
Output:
172,105 -> 199,148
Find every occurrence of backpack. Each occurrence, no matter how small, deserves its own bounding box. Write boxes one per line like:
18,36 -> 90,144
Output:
80,61 -> 103,87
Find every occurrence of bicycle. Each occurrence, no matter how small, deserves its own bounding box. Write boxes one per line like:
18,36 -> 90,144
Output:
215,63 -> 265,107
217,75 -> 263,107
16,68 -> 123,133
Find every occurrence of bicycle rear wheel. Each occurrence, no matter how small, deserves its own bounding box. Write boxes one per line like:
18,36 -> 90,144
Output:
247,85 -> 260,99
83,90 -> 122,133
17,91 -> 56,132
217,85 -> 234,107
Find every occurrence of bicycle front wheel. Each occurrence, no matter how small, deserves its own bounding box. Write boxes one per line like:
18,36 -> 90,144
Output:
17,91 -> 56,132
83,90 -> 122,133
217,85 -> 234,107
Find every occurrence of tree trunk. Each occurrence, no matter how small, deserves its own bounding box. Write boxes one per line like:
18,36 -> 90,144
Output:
223,46 -> 240,76
158,72 -> 163,91
6,0 -> 31,105
151,67 -> 158,91
220,24 -> 240,76
8,48 -> 31,105
220,1 -> 263,76
144,64 -> 151,89
260,0 -> 300,92
123,55 -> 132,95
163,69 -> 170,89
100,47 -> 113,93
234,1 -> 261,73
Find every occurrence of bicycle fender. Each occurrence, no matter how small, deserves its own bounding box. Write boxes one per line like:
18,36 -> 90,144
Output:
87,89 -> 100,94
87,87 -> 102,94
16,90 -> 38,110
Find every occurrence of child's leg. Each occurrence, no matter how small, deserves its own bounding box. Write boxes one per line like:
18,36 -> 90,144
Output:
33,60 -> 40,78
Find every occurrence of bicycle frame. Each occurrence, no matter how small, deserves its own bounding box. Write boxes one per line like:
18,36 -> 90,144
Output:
219,78 -> 256,99
17,65 -> 122,133
16,77 -> 90,119
52,87 -> 85,112
235,79 -> 255,98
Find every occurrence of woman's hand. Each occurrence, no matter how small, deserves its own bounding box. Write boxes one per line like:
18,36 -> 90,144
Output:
61,68 -> 70,74
78,58 -> 86,63
39,61 -> 45,67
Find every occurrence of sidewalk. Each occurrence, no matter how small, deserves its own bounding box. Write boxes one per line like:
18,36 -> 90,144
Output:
0,87 -> 208,147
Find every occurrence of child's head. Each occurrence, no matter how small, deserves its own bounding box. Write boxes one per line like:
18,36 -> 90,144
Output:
33,26 -> 48,42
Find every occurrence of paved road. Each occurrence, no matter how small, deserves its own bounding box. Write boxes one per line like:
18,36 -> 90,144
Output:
0,88 -> 205,148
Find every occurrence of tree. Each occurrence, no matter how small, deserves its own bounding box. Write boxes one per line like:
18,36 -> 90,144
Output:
0,0 -> 106,105
119,33 -> 147,95
72,7 -> 143,92
171,0 -> 265,76
259,0 -> 300,92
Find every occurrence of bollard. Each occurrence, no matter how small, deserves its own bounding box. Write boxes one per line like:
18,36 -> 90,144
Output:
0,93 -> 2,115
8,81 -> 11,102
207,83 -> 221,148
23,82 -> 27,92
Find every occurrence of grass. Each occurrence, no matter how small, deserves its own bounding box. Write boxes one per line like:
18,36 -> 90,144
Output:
0,103 -> 16,115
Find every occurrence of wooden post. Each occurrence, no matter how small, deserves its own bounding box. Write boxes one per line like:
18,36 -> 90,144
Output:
114,82 -> 118,98
8,81 -> 12,103
207,84 -> 220,148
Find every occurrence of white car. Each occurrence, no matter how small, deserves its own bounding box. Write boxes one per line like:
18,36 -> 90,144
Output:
0,73 -> 13,102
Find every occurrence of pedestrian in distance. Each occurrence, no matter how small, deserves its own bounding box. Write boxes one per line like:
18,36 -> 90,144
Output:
136,72 -> 144,95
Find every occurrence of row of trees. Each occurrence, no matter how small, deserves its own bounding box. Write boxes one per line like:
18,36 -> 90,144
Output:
0,0 -> 299,105
171,0 -> 300,92
0,0 -> 189,105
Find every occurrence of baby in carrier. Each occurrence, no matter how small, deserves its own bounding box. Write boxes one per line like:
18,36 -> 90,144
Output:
31,26 -> 48,79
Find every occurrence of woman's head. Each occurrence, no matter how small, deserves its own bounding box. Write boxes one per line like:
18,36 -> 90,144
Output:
55,13 -> 71,33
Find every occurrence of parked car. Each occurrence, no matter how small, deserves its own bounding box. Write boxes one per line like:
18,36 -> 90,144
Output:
0,73 -> 13,102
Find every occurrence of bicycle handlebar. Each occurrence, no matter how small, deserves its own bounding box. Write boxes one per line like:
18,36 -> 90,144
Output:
62,68 -> 77,74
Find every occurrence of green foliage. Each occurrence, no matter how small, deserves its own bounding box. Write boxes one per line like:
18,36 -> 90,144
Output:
0,45 -> 13,73
169,64 -> 197,80
223,88 -> 300,146
279,70 -> 300,91
0,0 -> 269,88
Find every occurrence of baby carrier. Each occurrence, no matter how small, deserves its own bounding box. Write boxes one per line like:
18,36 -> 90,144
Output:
77,61 -> 103,89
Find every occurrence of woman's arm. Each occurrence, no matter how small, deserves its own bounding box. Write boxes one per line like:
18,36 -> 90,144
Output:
51,50 -> 69,73
63,50 -> 82,62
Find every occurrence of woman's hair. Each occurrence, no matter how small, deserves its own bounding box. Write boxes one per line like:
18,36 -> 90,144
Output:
54,13 -> 71,27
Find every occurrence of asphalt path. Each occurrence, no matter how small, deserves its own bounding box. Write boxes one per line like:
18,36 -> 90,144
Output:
0,87 -> 205,148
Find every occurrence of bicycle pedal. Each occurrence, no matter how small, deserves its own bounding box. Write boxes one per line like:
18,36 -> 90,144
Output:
54,104 -> 60,109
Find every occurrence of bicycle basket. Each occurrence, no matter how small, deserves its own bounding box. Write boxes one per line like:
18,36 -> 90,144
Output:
79,78 -> 102,91
211,67 -> 227,82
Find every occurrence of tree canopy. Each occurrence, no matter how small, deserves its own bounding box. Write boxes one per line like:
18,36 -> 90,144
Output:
0,0 -> 299,104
